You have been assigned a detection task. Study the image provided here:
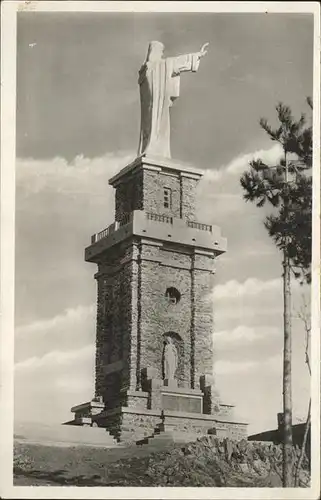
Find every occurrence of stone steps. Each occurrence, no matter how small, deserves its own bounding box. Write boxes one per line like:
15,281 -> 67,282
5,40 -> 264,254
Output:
14,422 -> 119,448
136,425 -> 202,448
153,431 -> 201,443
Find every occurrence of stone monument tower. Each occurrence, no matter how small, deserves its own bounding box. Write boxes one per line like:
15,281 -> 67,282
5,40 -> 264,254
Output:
68,42 -> 247,443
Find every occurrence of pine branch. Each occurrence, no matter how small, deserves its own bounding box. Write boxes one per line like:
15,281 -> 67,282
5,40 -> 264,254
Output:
240,100 -> 312,284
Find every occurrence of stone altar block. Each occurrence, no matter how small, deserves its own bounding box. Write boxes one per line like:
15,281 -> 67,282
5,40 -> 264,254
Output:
161,385 -> 203,413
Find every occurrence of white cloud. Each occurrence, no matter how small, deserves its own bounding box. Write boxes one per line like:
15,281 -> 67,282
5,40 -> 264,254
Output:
14,304 -> 96,365
196,144 -> 284,224
54,376 -> 93,392
225,143 -> 283,175
15,153 -> 135,332
15,343 -> 94,372
200,144 -> 283,183
14,341 -> 96,424
15,304 -> 95,337
199,169 -> 223,183
213,277 -> 282,299
214,325 -> 280,344
215,305 -> 282,321
246,245 -> 276,257
14,353 -> 95,425
265,353 -> 283,372
215,353 -> 282,375
212,277 -> 304,301
215,359 -> 258,375
16,151 -> 134,196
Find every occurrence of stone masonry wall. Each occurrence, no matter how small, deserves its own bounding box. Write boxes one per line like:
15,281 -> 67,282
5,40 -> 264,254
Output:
138,243 -> 194,388
141,170 -> 199,221
95,275 -> 105,399
128,241 -> 140,390
94,240 -> 217,415
95,240 -> 217,403
102,409 -> 162,443
162,416 -> 247,441
95,241 -> 137,407
143,170 -> 181,219
119,412 -> 162,443
115,170 -> 144,223
114,167 -> 200,224
180,176 -> 199,221
192,252 -> 216,389
137,243 -> 216,392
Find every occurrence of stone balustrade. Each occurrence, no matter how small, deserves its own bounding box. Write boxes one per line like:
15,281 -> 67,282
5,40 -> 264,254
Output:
187,221 -> 212,232
85,210 -> 226,264
92,222 -> 117,244
146,212 -> 173,224
91,212 -> 214,244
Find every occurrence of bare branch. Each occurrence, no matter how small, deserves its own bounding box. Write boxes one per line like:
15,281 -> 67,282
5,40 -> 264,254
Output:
293,294 -> 311,485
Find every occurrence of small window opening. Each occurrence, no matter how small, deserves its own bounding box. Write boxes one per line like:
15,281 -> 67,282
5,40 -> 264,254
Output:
163,188 -> 172,209
165,287 -> 181,305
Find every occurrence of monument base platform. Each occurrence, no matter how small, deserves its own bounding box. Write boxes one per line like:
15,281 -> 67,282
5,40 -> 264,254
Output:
68,395 -> 247,444
67,373 -> 247,443
100,407 -> 248,443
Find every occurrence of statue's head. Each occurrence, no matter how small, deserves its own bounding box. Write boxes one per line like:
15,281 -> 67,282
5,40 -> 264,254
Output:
146,41 -> 164,62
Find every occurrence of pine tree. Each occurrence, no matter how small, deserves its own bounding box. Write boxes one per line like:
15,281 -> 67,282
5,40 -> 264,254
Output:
240,101 -> 312,487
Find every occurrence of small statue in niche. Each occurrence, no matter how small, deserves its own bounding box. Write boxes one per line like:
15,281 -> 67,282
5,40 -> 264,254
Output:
163,337 -> 178,381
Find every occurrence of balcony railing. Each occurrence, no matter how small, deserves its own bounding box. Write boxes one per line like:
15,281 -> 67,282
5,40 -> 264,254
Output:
146,212 -> 173,224
91,212 -> 135,243
119,212 -> 132,227
91,212 -> 214,244
187,221 -> 212,232
91,222 -> 116,244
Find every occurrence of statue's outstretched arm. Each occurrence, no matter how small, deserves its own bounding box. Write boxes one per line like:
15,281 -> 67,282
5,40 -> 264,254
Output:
171,43 -> 209,74
200,43 -> 209,56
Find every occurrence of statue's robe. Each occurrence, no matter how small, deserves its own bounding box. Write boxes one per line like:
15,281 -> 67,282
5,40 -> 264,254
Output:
138,53 -> 201,158
164,343 -> 178,380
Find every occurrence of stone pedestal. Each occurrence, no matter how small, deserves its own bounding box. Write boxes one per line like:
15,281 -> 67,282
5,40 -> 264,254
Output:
163,378 -> 178,388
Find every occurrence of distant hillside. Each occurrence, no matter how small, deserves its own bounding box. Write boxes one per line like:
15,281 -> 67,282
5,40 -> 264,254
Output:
14,435 -> 310,487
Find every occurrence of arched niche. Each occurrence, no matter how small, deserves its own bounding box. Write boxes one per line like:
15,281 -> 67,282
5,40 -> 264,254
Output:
162,332 -> 185,386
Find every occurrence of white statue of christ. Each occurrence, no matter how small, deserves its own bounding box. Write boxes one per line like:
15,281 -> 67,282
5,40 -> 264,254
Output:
163,337 -> 178,381
138,41 -> 209,158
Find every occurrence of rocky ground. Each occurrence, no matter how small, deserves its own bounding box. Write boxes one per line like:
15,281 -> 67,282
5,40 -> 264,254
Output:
14,435 -> 310,487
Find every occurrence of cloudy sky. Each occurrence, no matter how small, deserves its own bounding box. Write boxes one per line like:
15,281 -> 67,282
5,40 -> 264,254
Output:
14,11 -> 313,434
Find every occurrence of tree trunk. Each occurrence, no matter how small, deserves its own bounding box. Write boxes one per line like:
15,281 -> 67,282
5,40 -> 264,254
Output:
294,398 -> 311,486
282,250 -> 293,487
